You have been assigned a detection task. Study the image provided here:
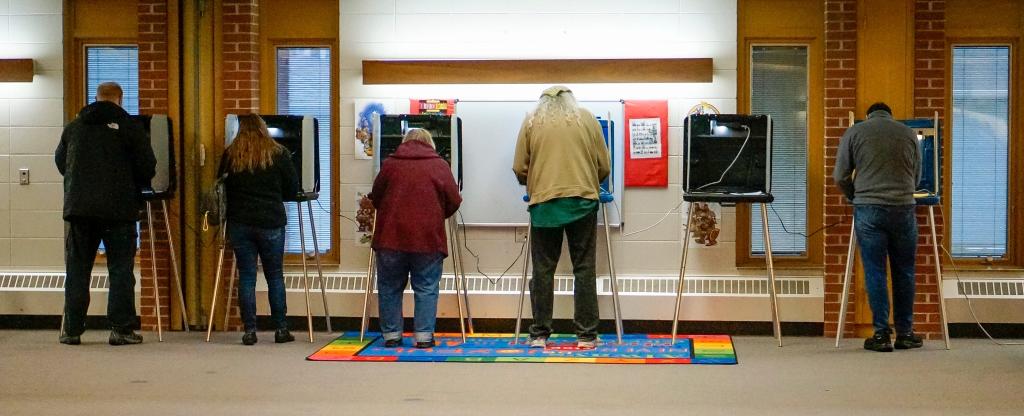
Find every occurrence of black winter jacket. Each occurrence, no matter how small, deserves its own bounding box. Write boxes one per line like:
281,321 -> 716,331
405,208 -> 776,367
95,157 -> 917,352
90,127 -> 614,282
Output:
219,150 -> 300,229
55,101 -> 156,222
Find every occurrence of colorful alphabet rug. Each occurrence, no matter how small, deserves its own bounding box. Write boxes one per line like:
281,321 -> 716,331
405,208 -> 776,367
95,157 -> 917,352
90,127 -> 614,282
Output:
307,332 -> 736,365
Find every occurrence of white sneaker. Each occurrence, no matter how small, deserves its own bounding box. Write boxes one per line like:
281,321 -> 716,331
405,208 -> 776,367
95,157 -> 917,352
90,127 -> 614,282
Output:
528,337 -> 548,348
576,339 -> 597,349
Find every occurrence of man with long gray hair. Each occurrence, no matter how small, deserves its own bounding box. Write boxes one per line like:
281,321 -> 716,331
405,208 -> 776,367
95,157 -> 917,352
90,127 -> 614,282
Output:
513,86 -> 610,349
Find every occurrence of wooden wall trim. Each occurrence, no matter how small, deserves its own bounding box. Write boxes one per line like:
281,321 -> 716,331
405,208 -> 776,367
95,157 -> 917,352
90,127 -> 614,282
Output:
362,58 -> 713,84
0,59 -> 33,82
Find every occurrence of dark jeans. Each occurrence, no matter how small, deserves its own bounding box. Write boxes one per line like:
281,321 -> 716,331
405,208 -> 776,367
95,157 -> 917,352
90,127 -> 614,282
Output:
529,210 -> 599,341
375,250 -> 445,343
854,204 -> 918,336
64,218 -> 138,336
228,222 -> 288,332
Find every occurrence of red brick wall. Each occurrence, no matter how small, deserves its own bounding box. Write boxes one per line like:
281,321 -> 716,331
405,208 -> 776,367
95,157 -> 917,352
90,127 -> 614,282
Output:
216,0 -> 261,331
137,0 -> 174,332
910,0 -> 947,339
823,0 -> 859,339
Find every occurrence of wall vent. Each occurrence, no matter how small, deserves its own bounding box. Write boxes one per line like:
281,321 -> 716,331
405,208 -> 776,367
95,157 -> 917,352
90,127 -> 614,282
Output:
954,279 -> 1024,299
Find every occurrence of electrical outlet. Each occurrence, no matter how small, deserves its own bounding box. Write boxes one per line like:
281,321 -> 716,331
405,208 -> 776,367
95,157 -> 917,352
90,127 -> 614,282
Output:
18,168 -> 30,185
514,227 -> 529,243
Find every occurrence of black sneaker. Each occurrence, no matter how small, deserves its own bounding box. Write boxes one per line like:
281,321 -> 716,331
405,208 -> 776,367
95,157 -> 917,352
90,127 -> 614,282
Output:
274,329 -> 294,344
414,340 -> 435,349
59,334 -> 81,345
863,333 -> 893,352
895,332 -> 924,349
242,331 -> 257,345
383,338 -> 403,348
108,330 -> 144,346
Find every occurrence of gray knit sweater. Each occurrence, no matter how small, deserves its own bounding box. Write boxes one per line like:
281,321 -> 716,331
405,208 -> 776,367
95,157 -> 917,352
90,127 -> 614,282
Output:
833,110 -> 922,206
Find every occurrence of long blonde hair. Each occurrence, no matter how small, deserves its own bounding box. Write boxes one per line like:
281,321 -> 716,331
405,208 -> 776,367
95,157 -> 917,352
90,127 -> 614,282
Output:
527,86 -> 583,128
226,114 -> 285,173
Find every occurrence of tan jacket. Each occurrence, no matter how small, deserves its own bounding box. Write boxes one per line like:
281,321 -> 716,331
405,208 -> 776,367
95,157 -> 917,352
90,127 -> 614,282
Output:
512,107 -> 611,205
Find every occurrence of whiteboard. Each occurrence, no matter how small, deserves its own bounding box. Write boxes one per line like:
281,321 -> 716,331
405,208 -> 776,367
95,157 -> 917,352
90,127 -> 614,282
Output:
455,100 -> 624,226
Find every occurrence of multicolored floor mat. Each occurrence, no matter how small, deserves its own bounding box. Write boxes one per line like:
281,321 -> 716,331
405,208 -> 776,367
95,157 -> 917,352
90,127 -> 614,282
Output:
307,332 -> 737,364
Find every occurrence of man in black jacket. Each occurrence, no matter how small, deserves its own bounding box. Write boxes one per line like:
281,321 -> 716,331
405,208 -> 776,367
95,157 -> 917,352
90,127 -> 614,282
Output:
55,82 -> 156,346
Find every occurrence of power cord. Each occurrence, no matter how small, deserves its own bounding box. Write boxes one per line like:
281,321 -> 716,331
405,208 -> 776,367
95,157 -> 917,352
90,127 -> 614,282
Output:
456,211 -> 527,285
695,125 -> 752,191
767,203 -> 849,240
620,197 -> 686,238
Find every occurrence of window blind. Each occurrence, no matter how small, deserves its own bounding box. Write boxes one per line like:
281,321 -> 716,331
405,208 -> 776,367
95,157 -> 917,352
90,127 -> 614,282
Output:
85,46 -> 139,115
750,46 -> 808,255
277,48 -> 333,254
951,46 -> 1009,258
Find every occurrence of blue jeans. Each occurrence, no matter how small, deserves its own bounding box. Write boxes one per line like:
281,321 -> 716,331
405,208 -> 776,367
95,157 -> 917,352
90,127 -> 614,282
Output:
375,250 -> 444,343
228,222 -> 288,332
854,205 -> 918,336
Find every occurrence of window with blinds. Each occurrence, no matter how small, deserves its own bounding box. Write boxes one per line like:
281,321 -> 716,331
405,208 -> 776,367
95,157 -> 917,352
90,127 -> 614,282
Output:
277,47 -> 332,254
85,46 -> 139,115
951,46 -> 1009,258
750,46 -> 808,255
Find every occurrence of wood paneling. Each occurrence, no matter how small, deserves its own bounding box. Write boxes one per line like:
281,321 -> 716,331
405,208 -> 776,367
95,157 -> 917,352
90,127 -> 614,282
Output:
362,58 -> 714,84
0,59 -> 34,82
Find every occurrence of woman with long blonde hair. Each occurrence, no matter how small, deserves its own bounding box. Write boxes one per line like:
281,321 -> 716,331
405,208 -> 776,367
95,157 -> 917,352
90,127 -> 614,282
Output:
220,114 -> 300,345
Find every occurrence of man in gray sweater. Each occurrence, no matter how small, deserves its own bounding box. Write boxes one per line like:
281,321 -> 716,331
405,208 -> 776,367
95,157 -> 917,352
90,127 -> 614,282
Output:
833,102 -> 924,352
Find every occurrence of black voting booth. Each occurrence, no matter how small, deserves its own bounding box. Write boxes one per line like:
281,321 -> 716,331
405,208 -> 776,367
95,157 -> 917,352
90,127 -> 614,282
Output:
206,114 -> 331,343
673,114 -> 783,346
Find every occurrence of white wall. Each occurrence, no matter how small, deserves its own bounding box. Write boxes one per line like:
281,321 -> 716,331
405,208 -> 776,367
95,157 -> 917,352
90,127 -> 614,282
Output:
0,0 -> 65,271
336,0 -> 755,279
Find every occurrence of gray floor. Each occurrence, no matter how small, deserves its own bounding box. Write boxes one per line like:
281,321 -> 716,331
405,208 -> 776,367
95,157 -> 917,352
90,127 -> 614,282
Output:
1,330 -> 1022,415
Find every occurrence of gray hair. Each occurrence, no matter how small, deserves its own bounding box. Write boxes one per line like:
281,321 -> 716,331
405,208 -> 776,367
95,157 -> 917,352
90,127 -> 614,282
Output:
402,128 -> 435,149
528,87 -> 582,128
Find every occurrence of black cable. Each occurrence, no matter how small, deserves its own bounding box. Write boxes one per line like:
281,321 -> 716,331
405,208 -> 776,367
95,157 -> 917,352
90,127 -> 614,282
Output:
457,211 -> 527,286
767,203 -> 849,240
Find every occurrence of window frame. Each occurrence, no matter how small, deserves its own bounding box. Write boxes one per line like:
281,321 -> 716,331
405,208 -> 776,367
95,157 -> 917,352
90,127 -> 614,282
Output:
736,39 -> 825,268
945,39 -> 1023,269
262,39 -> 340,265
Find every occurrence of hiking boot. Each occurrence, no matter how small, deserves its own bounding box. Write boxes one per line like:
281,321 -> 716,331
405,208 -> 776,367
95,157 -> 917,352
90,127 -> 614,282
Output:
528,336 -> 548,348
576,339 -> 597,350
274,329 -> 295,344
895,332 -> 923,350
109,330 -> 144,346
242,331 -> 257,345
414,340 -> 436,349
59,334 -> 81,345
383,338 -> 403,348
863,332 -> 893,352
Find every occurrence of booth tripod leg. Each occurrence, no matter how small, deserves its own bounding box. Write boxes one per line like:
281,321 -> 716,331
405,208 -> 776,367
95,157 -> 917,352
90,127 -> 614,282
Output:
295,202 -> 314,343
670,202 -> 694,345
448,218 -> 467,343
513,223 -> 532,345
835,219 -> 857,348
161,200 -> 189,331
145,202 -> 164,342
928,206 -> 951,350
602,204 -> 623,344
306,201 -> 332,334
450,216 -> 474,334
760,203 -> 782,347
359,214 -> 377,342
205,225 -> 228,342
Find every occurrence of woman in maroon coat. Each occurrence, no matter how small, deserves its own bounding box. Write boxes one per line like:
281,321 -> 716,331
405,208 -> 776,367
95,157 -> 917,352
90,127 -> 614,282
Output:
369,128 -> 462,348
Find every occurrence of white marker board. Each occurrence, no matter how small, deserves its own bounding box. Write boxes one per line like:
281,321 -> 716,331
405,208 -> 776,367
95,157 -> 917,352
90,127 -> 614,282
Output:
455,100 -> 624,226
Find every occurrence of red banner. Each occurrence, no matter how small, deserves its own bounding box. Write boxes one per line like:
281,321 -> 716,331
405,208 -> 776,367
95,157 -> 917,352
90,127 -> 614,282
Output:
624,100 -> 669,187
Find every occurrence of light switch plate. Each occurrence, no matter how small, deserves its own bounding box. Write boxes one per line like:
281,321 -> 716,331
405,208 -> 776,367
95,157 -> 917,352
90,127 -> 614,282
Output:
18,168 -> 30,185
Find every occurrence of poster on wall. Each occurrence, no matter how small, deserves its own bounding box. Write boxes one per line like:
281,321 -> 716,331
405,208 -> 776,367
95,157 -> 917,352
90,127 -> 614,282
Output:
624,100 -> 669,187
410,99 -> 456,115
354,187 -> 375,247
354,99 -> 398,160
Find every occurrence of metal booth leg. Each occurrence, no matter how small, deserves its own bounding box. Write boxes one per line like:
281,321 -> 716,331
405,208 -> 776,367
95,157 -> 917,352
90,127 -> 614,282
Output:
760,203 -> 782,347
513,223 -> 532,345
835,219 -> 857,347
205,224 -> 228,342
359,214 -> 377,342
450,216 -> 475,334
145,202 -> 164,342
671,202 -> 695,345
295,202 -> 314,343
448,218 -> 467,343
602,203 -> 623,344
928,206 -> 951,350
161,200 -> 189,331
306,201 -> 332,334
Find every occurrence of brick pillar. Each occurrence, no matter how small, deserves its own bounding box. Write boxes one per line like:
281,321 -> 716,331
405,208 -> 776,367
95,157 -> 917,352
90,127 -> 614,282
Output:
217,0 -> 261,331
911,0 -> 946,339
822,0 -> 859,339
137,0 -> 174,332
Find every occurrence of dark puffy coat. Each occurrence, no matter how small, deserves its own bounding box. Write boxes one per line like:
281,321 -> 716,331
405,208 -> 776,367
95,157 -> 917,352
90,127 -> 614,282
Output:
55,101 -> 156,222
219,150 -> 300,229
369,140 -> 462,255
